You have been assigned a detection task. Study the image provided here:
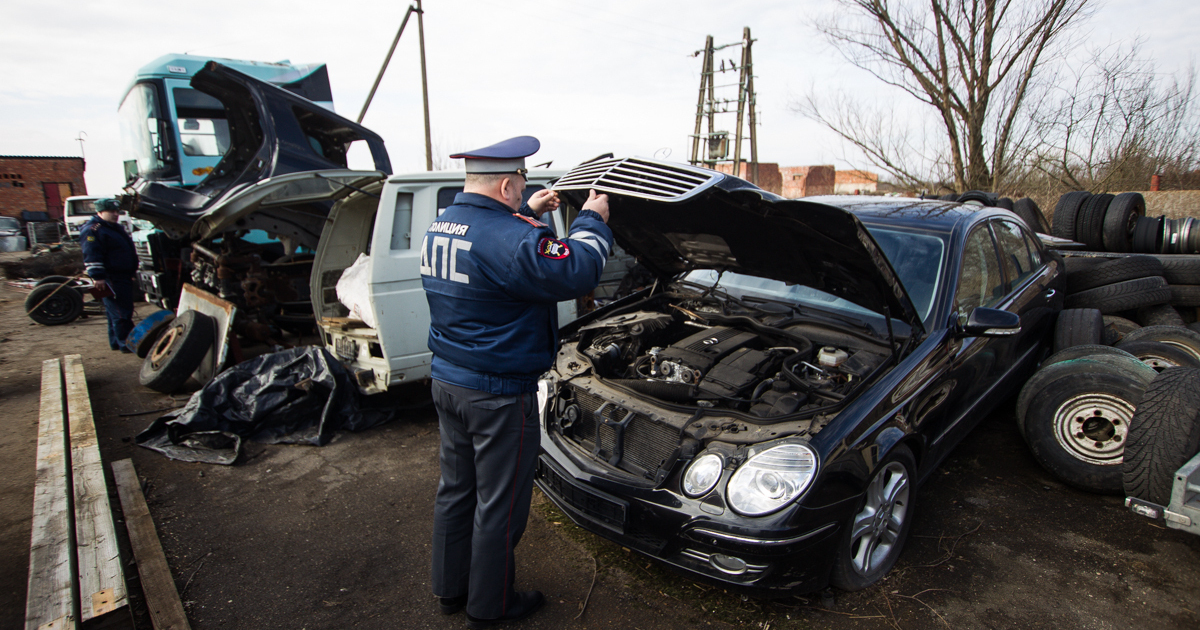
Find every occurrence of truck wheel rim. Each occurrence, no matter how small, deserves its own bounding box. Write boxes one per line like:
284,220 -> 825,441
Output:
848,461 -> 910,576
149,326 -> 181,366
1053,393 -> 1132,465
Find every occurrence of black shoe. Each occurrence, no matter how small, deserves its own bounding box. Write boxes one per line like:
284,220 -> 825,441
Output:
439,594 -> 467,615
465,591 -> 544,629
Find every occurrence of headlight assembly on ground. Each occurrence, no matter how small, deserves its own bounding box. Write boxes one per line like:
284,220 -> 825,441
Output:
727,443 -> 818,516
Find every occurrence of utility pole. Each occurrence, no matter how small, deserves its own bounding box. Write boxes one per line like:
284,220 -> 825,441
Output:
358,1 -> 434,171
688,28 -> 758,184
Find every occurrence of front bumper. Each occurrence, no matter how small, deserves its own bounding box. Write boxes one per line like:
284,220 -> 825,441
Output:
535,435 -> 853,594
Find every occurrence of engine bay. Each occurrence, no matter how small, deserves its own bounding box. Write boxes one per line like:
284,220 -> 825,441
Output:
560,288 -> 895,420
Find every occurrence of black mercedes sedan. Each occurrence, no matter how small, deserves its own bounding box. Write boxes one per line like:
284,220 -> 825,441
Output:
536,158 -> 1063,594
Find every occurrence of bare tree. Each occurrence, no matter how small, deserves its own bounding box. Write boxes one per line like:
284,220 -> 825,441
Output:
1027,44 -> 1200,194
798,0 -> 1094,192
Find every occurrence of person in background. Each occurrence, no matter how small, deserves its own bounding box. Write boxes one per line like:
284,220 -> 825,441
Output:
422,136 -> 613,628
81,198 -> 138,352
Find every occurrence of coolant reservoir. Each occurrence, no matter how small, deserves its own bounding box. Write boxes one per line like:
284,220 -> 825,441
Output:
818,346 -> 848,368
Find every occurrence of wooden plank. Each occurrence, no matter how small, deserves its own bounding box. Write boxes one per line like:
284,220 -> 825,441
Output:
62,355 -> 127,624
111,459 -> 192,630
25,358 -> 76,630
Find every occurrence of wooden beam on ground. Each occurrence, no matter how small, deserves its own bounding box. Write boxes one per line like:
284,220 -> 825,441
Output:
62,355 -> 129,627
111,459 -> 191,630
26,358 -> 77,630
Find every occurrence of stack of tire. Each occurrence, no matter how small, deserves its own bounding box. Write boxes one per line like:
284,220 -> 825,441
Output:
1051,190 -> 1200,255
936,190 -> 1052,235
1059,254 -> 1200,332
1018,307 -> 1200,495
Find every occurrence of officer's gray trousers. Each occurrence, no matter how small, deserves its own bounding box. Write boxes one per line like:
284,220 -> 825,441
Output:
430,379 -> 540,619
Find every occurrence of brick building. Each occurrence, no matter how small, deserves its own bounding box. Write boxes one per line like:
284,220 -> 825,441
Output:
834,169 -> 878,195
0,156 -> 87,220
713,162 -> 783,196
779,165 -> 835,198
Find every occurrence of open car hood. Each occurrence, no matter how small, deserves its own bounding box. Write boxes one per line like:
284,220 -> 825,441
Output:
125,61 -> 391,248
552,157 -> 924,333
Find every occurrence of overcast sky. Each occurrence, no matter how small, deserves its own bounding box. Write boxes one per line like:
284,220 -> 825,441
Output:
1,0 -> 1195,196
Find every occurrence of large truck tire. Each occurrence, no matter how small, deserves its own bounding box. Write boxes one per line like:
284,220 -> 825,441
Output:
1118,325 -> 1200,362
1122,368 -> 1200,505
1065,276 -> 1171,313
1053,308 -> 1103,353
1022,363 -> 1149,494
1052,191 -> 1091,241
1153,254 -> 1200,284
1018,355 -> 1155,438
25,283 -> 85,326
1013,198 -> 1050,234
1102,193 -> 1145,253
1075,193 -> 1114,251
140,309 -> 214,393
1113,340 -> 1200,370
1065,255 -> 1164,294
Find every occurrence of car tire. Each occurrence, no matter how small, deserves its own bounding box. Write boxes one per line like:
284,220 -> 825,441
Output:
1122,368 -> 1200,505
957,190 -> 992,205
1018,356 -> 1154,438
1053,191 -> 1091,241
1102,315 -> 1140,345
1136,303 -> 1185,328
1065,276 -> 1171,313
139,310 -> 214,393
25,283 -> 85,326
1170,285 -> 1200,307
1023,364 -> 1148,494
1053,308 -> 1103,352
1132,216 -> 1164,254
1102,193 -> 1145,253
1113,339 -> 1200,370
1153,254 -> 1200,284
1075,193 -> 1114,251
1118,325 -> 1200,362
995,196 -> 1014,211
1012,198 -> 1050,234
1061,256 -> 1106,276
135,314 -> 177,358
830,444 -> 915,592
1065,255 -> 1165,294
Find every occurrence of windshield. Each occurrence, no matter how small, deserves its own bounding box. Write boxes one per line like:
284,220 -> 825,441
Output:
67,199 -> 98,216
173,88 -> 230,157
862,226 -> 946,324
682,269 -> 886,321
0,217 -> 20,231
119,82 -> 172,183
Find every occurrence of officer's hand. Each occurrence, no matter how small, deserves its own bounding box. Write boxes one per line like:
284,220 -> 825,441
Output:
94,279 -> 107,293
528,189 -> 560,217
583,190 -> 610,223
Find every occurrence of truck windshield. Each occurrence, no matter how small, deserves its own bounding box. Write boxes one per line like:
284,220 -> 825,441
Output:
119,83 -> 172,183
68,199 -> 99,216
173,88 -> 230,157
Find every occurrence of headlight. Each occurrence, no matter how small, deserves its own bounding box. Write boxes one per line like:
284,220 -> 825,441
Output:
682,453 -> 724,497
726,443 -> 818,516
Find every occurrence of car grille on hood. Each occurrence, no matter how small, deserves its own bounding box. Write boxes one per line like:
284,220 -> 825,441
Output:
563,387 -> 681,480
552,157 -> 720,202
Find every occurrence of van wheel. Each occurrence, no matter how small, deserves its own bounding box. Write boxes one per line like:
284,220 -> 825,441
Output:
139,310 -> 214,393
25,283 -> 84,325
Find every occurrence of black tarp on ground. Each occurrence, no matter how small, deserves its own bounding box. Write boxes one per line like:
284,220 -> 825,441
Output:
137,346 -> 402,464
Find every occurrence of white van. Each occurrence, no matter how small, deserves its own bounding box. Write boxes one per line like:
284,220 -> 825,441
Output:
63,196 -> 133,237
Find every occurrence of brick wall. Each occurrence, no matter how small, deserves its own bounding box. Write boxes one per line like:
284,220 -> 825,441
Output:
713,162 -> 783,195
779,165 -> 835,198
0,156 -> 87,220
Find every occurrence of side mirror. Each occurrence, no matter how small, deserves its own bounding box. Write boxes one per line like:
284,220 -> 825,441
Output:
961,307 -> 1021,337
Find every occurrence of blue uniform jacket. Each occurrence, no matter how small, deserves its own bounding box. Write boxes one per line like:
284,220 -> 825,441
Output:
421,192 -> 614,394
80,216 -> 138,281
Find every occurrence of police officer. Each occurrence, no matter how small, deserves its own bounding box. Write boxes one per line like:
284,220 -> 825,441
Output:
81,198 -> 138,352
422,136 -> 612,628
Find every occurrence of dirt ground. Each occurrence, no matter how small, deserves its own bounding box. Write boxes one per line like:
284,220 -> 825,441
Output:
2,262 -> 1199,630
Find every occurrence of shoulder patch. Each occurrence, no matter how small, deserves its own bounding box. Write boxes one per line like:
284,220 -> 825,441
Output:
87,235 -> 96,241
513,214 -> 547,227
537,237 -> 571,259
